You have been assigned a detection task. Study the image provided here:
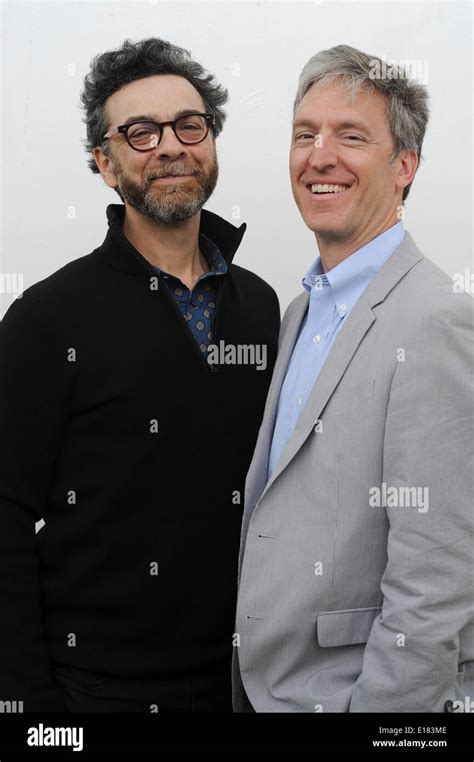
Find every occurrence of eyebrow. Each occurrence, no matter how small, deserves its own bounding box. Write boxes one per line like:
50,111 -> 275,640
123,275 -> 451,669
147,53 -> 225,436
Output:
292,118 -> 371,134
121,109 -> 204,126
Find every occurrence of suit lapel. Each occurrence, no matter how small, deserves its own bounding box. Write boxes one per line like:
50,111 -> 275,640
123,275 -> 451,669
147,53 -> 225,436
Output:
244,290 -> 309,506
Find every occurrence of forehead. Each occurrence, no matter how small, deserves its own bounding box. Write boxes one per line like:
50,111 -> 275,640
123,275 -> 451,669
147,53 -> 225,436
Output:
105,74 -> 206,124
294,80 -> 388,131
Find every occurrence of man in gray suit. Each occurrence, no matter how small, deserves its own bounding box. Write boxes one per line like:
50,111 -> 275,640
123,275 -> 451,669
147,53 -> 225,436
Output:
233,44 -> 473,712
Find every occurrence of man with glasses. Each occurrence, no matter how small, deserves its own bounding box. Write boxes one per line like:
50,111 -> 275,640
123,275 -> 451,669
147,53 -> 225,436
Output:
0,37 -> 279,712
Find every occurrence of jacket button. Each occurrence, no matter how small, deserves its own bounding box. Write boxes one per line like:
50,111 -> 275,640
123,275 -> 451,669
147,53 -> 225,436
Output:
444,700 -> 454,712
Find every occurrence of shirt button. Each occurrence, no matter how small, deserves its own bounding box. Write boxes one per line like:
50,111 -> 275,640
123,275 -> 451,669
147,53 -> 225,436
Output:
298,397 -> 303,405
339,303 -> 347,312
312,335 -> 321,343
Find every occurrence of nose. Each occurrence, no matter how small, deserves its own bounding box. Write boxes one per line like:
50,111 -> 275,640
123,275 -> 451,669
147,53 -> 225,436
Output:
153,124 -> 188,159
307,133 -> 338,172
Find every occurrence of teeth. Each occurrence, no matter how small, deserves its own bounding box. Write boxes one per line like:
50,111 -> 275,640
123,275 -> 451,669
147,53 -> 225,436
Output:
311,184 -> 348,194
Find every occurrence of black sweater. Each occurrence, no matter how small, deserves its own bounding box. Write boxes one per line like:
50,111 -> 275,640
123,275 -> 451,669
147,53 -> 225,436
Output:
0,204 -> 280,711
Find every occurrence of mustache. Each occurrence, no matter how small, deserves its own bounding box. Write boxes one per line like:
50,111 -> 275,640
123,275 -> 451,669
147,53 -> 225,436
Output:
148,163 -> 198,180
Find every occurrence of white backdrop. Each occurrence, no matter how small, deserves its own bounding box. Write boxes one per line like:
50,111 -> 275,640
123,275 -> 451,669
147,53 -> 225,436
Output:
1,0 -> 472,318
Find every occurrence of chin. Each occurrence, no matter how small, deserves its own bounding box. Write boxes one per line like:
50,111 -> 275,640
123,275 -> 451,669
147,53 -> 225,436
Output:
305,219 -> 346,239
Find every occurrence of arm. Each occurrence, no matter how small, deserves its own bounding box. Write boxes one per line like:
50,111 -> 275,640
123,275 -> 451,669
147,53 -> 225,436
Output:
350,297 -> 474,712
0,292 -> 71,711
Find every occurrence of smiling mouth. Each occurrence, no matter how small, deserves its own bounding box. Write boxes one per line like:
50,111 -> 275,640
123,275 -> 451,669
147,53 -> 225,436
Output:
153,174 -> 194,181
308,183 -> 351,196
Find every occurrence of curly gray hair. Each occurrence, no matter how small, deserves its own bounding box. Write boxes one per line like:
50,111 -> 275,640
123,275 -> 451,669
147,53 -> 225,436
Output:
81,37 -> 228,174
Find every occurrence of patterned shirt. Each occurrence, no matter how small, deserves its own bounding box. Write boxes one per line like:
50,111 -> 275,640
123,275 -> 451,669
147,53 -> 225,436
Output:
152,233 -> 228,352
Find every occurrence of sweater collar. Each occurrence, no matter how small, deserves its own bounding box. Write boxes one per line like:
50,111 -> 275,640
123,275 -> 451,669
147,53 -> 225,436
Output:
101,203 -> 247,276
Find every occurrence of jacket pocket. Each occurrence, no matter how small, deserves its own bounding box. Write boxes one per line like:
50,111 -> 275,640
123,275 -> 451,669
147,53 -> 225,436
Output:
316,606 -> 382,647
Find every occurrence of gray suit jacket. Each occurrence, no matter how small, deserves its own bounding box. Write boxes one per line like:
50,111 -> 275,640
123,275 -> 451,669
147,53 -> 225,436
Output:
232,232 -> 474,712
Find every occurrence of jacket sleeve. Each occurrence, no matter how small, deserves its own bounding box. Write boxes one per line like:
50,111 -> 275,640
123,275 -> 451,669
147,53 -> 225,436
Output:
349,296 -> 474,712
0,292 -> 70,711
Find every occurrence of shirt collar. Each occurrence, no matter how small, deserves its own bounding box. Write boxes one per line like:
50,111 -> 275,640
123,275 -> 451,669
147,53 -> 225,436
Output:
103,204 -> 245,277
198,232 -> 228,274
152,232 -> 228,278
302,222 -> 405,316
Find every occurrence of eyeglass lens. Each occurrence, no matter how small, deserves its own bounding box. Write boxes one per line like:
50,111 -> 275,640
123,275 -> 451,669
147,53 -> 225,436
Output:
127,114 -> 208,149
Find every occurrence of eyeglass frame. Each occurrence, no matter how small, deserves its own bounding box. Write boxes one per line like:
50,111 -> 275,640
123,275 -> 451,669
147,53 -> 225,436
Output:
102,112 -> 216,152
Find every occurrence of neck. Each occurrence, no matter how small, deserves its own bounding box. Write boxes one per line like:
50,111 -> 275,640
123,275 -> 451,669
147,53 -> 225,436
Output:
122,204 -> 207,290
316,210 -> 400,272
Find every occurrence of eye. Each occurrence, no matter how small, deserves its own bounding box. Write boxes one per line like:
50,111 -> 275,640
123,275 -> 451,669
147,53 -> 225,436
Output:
294,132 -> 316,144
128,124 -> 155,138
343,134 -> 364,142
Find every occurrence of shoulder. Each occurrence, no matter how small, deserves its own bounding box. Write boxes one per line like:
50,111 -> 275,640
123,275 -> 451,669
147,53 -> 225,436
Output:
372,228 -> 472,333
229,263 -> 279,306
384,251 -> 473,387
1,249 -> 103,330
391,252 -> 473,332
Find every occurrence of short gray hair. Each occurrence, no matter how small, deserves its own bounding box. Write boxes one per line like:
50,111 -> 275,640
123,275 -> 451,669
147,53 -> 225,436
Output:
293,44 -> 429,201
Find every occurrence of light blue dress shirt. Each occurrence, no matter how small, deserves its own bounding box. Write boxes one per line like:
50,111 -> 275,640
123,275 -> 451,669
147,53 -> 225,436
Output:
267,222 -> 405,480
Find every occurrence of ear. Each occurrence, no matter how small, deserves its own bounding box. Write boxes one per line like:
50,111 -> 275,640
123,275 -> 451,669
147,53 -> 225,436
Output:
92,146 -> 119,190
395,148 -> 418,196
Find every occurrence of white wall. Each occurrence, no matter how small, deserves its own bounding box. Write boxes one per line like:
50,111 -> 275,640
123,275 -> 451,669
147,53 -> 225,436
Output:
1,0 -> 472,318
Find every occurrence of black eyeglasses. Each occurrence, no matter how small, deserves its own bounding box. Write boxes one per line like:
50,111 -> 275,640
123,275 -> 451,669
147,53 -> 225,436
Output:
103,112 -> 215,152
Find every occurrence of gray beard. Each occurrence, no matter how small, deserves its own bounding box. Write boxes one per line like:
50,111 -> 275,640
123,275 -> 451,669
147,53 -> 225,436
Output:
112,157 -> 219,226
